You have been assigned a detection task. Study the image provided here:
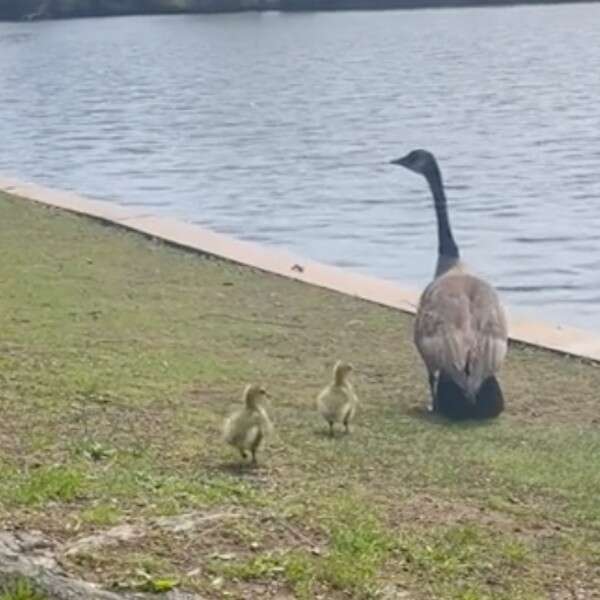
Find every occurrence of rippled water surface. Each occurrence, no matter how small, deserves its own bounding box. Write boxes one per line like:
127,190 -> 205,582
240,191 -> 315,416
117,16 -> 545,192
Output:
1,5 -> 600,329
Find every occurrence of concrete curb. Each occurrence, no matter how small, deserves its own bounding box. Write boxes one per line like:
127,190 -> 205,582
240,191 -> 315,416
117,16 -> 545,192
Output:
2,176 -> 599,362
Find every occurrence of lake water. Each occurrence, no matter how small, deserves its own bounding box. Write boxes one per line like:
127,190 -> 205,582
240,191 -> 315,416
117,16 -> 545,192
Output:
1,5 -> 600,330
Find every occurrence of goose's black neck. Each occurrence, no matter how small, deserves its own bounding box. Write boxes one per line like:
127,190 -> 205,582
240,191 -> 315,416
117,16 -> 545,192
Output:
425,161 -> 459,260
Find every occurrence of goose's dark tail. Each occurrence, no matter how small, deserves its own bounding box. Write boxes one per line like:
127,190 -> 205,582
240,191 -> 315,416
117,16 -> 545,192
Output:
435,373 -> 504,420
435,373 -> 473,420
474,375 -> 504,419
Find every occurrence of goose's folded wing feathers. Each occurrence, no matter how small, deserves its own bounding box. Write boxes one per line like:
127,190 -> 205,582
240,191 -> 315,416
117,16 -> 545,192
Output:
415,274 -> 507,381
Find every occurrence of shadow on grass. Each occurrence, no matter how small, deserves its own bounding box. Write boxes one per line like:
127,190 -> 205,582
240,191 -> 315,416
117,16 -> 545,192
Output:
406,404 -> 501,429
312,428 -> 351,440
214,461 -> 257,474
209,461 -> 275,483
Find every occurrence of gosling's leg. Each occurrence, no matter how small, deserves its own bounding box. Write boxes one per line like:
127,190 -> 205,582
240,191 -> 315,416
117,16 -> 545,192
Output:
343,408 -> 352,435
328,421 -> 334,437
250,432 -> 263,467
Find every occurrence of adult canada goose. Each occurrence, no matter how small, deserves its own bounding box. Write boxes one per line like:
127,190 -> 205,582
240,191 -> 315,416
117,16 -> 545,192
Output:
223,384 -> 273,465
316,361 -> 358,436
390,150 -> 507,419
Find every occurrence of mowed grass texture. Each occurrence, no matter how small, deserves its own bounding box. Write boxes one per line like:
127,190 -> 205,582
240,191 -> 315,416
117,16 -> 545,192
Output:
1,191 -> 600,599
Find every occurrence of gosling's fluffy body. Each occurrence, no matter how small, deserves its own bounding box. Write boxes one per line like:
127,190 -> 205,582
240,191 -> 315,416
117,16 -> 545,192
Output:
317,361 -> 358,436
223,384 -> 273,465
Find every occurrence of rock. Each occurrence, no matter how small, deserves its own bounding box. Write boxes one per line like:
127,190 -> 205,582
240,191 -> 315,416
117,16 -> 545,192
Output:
62,511 -> 237,557
0,529 -> 206,599
63,524 -> 144,557
210,576 -> 224,589
377,584 -> 414,599
209,552 -> 236,561
0,530 -> 59,571
153,510 -> 241,534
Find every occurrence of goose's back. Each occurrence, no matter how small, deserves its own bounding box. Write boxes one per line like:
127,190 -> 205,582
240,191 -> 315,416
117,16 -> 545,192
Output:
415,272 -> 507,396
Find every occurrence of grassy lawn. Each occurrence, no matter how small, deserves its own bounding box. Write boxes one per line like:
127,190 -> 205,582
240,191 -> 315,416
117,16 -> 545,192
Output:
1,190 -> 599,599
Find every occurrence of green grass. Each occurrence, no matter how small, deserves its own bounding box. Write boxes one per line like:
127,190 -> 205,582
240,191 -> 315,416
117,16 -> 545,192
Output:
399,524 -> 539,599
0,578 -> 47,600
1,191 -> 600,598
2,466 -> 86,506
216,498 -> 394,598
80,503 -> 122,526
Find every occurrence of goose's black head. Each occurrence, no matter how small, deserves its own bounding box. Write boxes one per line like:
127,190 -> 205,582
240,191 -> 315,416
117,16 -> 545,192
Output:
390,149 -> 437,177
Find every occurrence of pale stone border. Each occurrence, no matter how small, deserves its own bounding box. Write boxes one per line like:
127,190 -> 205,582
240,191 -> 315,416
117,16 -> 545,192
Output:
2,176 -> 600,362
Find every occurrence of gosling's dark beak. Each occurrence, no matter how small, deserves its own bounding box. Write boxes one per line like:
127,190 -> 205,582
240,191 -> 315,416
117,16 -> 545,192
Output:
390,156 -> 408,167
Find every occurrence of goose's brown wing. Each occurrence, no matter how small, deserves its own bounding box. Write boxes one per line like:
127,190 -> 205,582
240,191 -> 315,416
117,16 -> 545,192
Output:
415,273 -> 507,395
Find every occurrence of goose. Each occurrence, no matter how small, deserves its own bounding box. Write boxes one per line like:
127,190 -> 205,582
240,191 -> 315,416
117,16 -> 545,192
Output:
223,384 -> 273,464
317,361 -> 358,435
390,150 -> 507,419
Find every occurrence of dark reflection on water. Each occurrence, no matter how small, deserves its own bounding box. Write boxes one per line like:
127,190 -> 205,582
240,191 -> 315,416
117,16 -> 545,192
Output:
1,5 -> 600,329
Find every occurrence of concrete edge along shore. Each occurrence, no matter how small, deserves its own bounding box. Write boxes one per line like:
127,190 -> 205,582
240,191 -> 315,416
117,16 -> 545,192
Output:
2,175 -> 600,362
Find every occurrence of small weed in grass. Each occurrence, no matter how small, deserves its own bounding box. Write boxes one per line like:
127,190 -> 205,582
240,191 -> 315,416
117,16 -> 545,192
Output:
136,576 -> 179,593
220,553 -> 285,580
7,466 -> 85,506
400,524 -> 540,599
217,500 -> 394,598
404,524 -> 486,579
322,503 -> 395,592
80,503 -> 122,526
501,539 -> 530,566
279,552 -> 316,598
217,551 -> 316,599
76,440 -> 116,462
142,472 -> 262,513
0,577 -> 47,600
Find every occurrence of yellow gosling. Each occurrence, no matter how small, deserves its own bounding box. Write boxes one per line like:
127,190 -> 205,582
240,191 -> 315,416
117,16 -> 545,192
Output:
223,384 -> 273,466
317,361 -> 358,436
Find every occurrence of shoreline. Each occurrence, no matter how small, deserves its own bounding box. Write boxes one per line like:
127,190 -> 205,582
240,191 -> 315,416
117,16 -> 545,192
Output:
1,175 -> 599,362
0,0 -> 598,21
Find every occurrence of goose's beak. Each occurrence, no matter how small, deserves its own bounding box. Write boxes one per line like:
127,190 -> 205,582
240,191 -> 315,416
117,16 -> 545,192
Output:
390,156 -> 408,167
